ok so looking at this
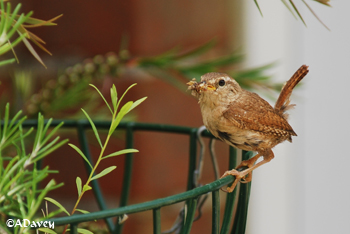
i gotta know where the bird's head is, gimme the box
[187,72,242,107]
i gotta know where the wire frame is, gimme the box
[18,120,253,234]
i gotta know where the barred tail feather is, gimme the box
[274,65,309,118]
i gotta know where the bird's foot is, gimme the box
[220,169,248,193]
[236,162,254,183]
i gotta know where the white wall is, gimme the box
[303,1,350,233]
[233,1,350,234]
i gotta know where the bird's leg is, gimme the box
[236,152,262,183]
[220,149,275,193]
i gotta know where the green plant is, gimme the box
[4,0,332,119]
[0,103,68,234]
[45,83,147,234]
[0,0,61,67]
[254,0,331,29]
[19,40,278,119]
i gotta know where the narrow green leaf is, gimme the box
[44,197,70,216]
[41,118,53,139]
[17,126,33,156]
[174,40,216,60]
[30,165,38,201]
[6,12,30,43]
[281,0,297,19]
[81,108,102,148]
[9,109,23,128]
[26,31,53,55]
[302,0,330,30]
[103,149,139,160]
[110,84,118,111]
[289,0,307,26]
[82,184,92,192]
[0,2,7,34]
[35,134,62,155]
[76,177,82,196]
[19,14,63,27]
[20,32,47,68]
[0,32,27,57]
[185,53,243,71]
[77,228,94,234]
[10,3,23,23]
[89,84,113,114]
[33,138,69,164]
[0,156,23,189]
[0,58,16,66]
[109,101,133,134]
[313,0,331,6]
[32,113,44,152]
[2,103,10,140]
[254,0,263,16]
[118,101,134,117]
[115,83,137,112]
[27,179,58,219]
[38,228,57,234]
[17,193,27,217]
[4,172,26,197]
[75,209,90,214]
[39,120,63,147]
[91,166,117,181]
[7,11,32,36]
[68,144,93,169]
[138,47,178,67]
[128,97,147,114]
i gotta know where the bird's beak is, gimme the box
[187,80,216,92]
[197,81,216,91]
[205,85,216,91]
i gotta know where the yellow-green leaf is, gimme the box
[69,144,93,169]
[75,209,90,214]
[103,149,139,160]
[22,14,63,27]
[77,228,94,234]
[20,33,46,68]
[83,184,92,192]
[128,97,147,114]
[81,108,102,148]
[90,84,113,114]
[91,166,117,181]
[38,228,57,234]
[110,84,118,111]
[76,177,82,196]
[44,197,70,216]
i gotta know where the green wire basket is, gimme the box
[20,120,253,234]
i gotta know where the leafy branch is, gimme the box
[0,0,62,67]
[0,103,67,234]
[22,40,277,119]
[45,83,147,234]
[254,0,331,29]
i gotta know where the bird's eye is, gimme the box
[219,79,225,86]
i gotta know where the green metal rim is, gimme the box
[49,176,236,226]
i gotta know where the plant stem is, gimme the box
[62,129,113,234]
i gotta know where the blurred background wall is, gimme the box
[1,0,349,234]
[241,1,350,234]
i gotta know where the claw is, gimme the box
[220,169,244,193]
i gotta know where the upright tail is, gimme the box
[274,65,309,118]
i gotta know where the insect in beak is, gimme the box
[186,80,197,86]
[187,80,216,92]
[198,81,216,91]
